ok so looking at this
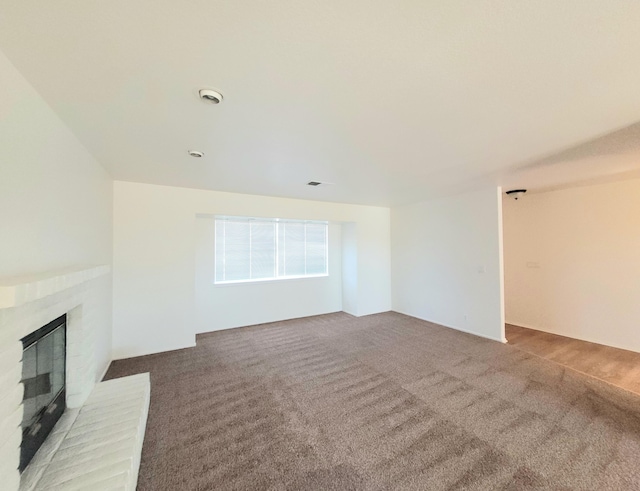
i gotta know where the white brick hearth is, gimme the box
[0,266,112,490]
[20,373,150,491]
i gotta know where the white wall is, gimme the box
[391,187,505,342]
[0,50,113,378]
[341,222,358,315]
[113,181,391,359]
[503,179,640,353]
[195,217,342,332]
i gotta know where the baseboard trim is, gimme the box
[354,309,393,318]
[112,342,197,361]
[98,359,112,382]
[505,320,639,354]
[393,310,506,344]
[197,309,345,334]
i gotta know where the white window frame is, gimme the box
[214,216,329,285]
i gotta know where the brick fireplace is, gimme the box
[0,266,111,490]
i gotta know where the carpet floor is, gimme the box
[105,312,640,490]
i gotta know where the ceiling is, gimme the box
[2,1,640,206]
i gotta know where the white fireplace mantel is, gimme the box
[0,266,110,310]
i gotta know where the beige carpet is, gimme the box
[106,312,640,490]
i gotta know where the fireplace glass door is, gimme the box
[20,315,66,471]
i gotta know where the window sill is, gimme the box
[213,274,329,287]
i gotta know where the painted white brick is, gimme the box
[27,427,67,466]
[0,428,21,488]
[29,374,150,491]
[0,266,110,309]
[0,341,22,373]
[0,266,111,491]
[48,409,80,436]
[0,364,22,398]
[0,384,23,422]
[55,434,139,464]
[0,406,23,447]
[36,458,133,489]
[53,436,133,462]
[16,462,46,491]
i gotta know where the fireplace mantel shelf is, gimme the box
[0,265,110,309]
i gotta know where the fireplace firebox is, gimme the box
[19,314,66,472]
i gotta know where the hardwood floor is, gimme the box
[506,324,640,395]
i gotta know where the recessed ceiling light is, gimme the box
[199,89,223,104]
[188,150,204,158]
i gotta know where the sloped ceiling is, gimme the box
[2,1,640,205]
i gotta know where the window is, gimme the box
[215,216,328,284]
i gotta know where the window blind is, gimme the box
[215,217,328,283]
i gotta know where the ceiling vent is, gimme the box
[307,181,322,186]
